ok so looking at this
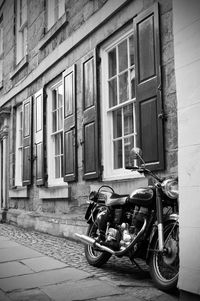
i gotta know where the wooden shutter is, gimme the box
[22,97,32,186]
[34,89,45,185]
[82,49,100,180]
[63,64,77,182]
[134,3,164,171]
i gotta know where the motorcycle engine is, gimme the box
[97,205,149,251]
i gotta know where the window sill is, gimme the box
[10,55,28,80]
[9,186,28,198]
[38,12,69,50]
[39,185,70,199]
[102,171,144,182]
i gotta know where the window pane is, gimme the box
[119,72,128,103]
[58,108,63,130]
[108,48,116,78]
[124,104,133,136]
[129,35,134,66]
[57,85,63,108]
[118,40,128,72]
[114,140,122,169]
[109,78,117,107]
[55,157,61,178]
[52,111,57,132]
[61,156,64,177]
[113,109,122,138]
[124,136,134,167]
[55,134,60,156]
[131,68,136,99]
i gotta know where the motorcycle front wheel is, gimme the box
[84,223,111,267]
[149,220,179,292]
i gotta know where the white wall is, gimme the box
[173,0,200,295]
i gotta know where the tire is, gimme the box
[149,221,179,292]
[84,223,111,267]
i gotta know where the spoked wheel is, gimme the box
[84,223,111,267]
[149,221,179,292]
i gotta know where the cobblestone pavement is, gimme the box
[0,223,179,301]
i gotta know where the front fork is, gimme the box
[156,183,164,252]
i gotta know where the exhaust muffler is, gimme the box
[74,233,115,254]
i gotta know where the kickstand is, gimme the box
[130,258,147,273]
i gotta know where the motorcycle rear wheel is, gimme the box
[149,221,179,292]
[85,223,111,267]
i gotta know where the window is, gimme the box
[47,81,64,185]
[102,31,137,179]
[16,0,28,64]
[47,0,65,30]
[0,17,3,86]
[101,4,164,179]
[15,105,23,186]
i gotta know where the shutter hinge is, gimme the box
[158,111,167,121]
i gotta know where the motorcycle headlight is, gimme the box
[161,178,178,199]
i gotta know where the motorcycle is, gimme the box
[75,148,179,292]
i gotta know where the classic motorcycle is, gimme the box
[75,148,179,292]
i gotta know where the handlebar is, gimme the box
[125,165,162,182]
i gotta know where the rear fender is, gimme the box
[146,213,179,263]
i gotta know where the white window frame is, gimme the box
[47,0,65,30]
[16,0,28,64]
[47,80,64,186]
[101,28,143,181]
[15,105,23,187]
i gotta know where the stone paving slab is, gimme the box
[0,240,19,249]
[0,245,43,263]
[8,288,52,301]
[0,261,33,278]
[42,278,123,301]
[0,267,90,292]
[21,256,68,272]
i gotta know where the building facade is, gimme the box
[0,0,199,298]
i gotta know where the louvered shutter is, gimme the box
[34,89,45,185]
[82,49,100,180]
[134,3,164,171]
[63,64,77,182]
[22,97,32,186]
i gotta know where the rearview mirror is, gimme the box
[130,147,145,168]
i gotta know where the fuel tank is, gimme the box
[128,186,155,207]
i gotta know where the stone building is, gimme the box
[0,0,199,299]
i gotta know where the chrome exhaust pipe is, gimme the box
[75,233,115,254]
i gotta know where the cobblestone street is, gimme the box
[0,223,179,301]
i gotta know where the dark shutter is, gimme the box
[134,3,164,171]
[22,97,32,186]
[34,89,45,185]
[82,49,100,180]
[63,64,77,182]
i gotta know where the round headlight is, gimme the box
[161,178,178,199]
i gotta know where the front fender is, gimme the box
[146,213,179,263]
[85,203,105,224]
